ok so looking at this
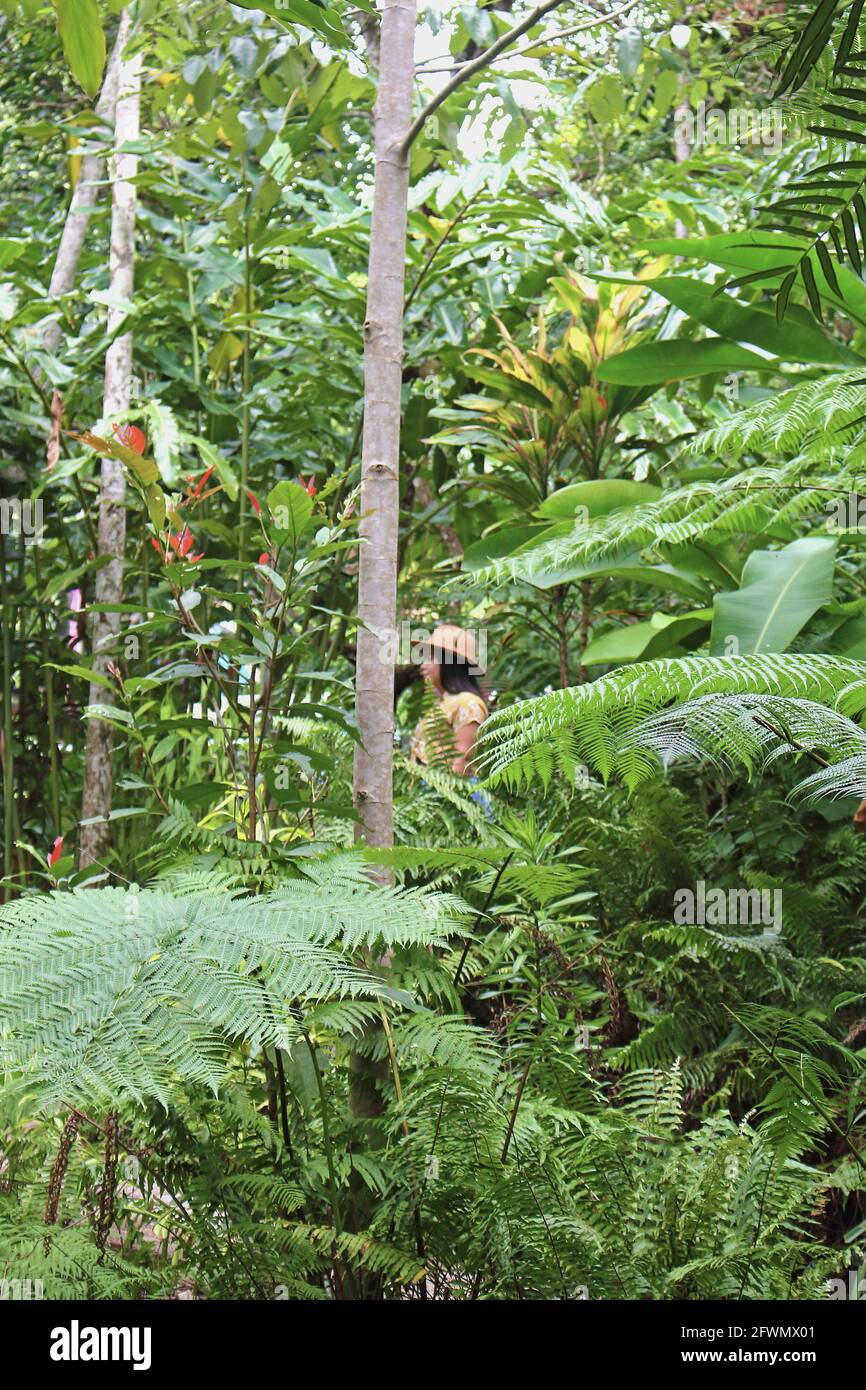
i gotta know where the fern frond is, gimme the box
[615,692,866,797]
[478,654,866,789]
[693,368,866,462]
[468,459,846,588]
[0,871,463,1109]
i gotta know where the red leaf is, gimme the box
[48,836,64,867]
[113,423,147,455]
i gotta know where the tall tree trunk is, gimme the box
[673,78,692,241]
[42,17,128,354]
[79,17,141,871]
[352,0,417,854]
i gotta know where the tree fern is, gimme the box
[614,691,866,795]
[467,459,851,589]
[478,653,866,789]
[693,367,866,463]
[0,869,466,1110]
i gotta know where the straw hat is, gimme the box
[426,623,485,673]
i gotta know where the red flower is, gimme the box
[151,527,204,563]
[298,474,316,497]
[113,423,147,455]
[171,526,203,561]
[48,836,64,867]
[597,394,608,411]
[258,552,271,566]
[189,465,215,498]
[245,489,262,515]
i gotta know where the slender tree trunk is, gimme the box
[42,17,127,354]
[673,79,692,241]
[577,579,592,685]
[352,0,417,853]
[554,585,570,687]
[79,18,141,870]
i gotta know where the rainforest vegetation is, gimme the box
[2,0,866,1305]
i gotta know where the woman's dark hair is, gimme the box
[432,647,482,696]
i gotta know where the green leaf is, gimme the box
[587,74,625,126]
[710,538,837,656]
[0,239,25,270]
[83,703,135,728]
[462,525,550,572]
[644,231,866,329]
[45,662,114,691]
[53,0,105,98]
[230,0,348,48]
[616,27,643,79]
[645,275,857,365]
[268,481,314,544]
[208,332,244,376]
[581,610,712,667]
[537,479,663,520]
[596,339,768,386]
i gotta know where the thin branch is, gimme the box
[403,0,567,154]
[404,189,483,312]
[414,0,641,75]
[454,851,515,988]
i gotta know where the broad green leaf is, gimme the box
[537,479,662,520]
[596,339,768,386]
[638,275,858,365]
[710,537,837,655]
[462,525,550,572]
[53,0,105,98]
[587,74,625,126]
[582,610,712,666]
[643,232,866,329]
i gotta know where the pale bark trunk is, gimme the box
[42,16,128,354]
[79,18,141,870]
[352,0,417,852]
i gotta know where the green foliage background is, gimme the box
[2,0,866,1301]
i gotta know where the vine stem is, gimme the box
[501,1055,532,1163]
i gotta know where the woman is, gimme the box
[410,624,488,777]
